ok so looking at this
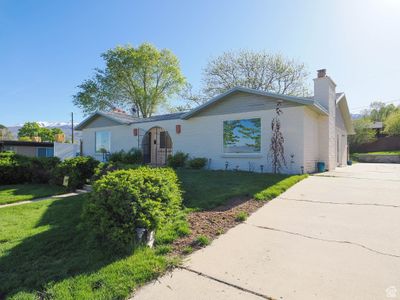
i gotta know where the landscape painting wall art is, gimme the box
[223,118,261,153]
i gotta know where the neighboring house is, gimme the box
[0,140,54,157]
[369,121,385,137]
[76,69,354,174]
[0,140,79,160]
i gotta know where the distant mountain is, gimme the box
[351,113,362,120]
[6,121,82,142]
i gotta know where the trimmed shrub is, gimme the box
[109,148,143,164]
[188,157,207,169]
[82,167,183,250]
[92,162,140,181]
[0,152,30,184]
[51,156,99,190]
[0,152,60,184]
[167,151,188,169]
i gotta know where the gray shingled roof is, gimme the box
[75,111,186,130]
[130,112,186,124]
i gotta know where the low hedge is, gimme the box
[91,162,140,182]
[0,152,60,185]
[51,156,99,190]
[188,157,207,169]
[108,148,143,164]
[82,167,183,250]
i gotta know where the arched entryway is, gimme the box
[142,127,172,166]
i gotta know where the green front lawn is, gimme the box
[357,151,400,155]
[0,195,176,299]
[0,184,66,205]
[177,169,304,210]
[0,170,307,299]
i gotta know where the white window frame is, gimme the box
[95,131,111,153]
[36,147,54,157]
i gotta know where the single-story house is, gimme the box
[0,140,80,160]
[76,69,354,174]
[0,140,54,157]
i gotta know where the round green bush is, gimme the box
[167,151,188,169]
[188,157,207,169]
[82,167,183,250]
[51,156,99,190]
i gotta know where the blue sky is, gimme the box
[1,0,400,126]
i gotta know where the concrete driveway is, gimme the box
[134,163,400,300]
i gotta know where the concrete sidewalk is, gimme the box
[133,164,400,300]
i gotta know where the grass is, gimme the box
[182,246,193,254]
[0,195,178,299]
[194,235,210,247]
[235,211,248,222]
[254,175,307,201]
[353,151,400,156]
[177,169,306,210]
[0,184,66,205]
[0,170,308,299]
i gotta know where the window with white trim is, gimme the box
[95,131,111,153]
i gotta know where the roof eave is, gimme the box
[182,86,324,119]
[75,111,128,130]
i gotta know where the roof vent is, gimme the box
[317,69,327,78]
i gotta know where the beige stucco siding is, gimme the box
[303,107,320,173]
[13,146,37,157]
[194,92,299,118]
[83,115,122,128]
[81,125,136,160]
[80,106,307,174]
[335,106,348,166]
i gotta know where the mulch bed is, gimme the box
[171,197,266,255]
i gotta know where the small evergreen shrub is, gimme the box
[30,157,61,183]
[188,157,207,169]
[109,148,143,164]
[51,156,99,190]
[82,167,183,250]
[235,211,248,222]
[167,151,188,169]
[92,162,140,181]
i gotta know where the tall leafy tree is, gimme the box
[0,124,13,140]
[18,122,64,142]
[204,50,309,97]
[362,101,399,122]
[18,122,41,140]
[173,50,310,111]
[383,111,400,136]
[348,118,376,149]
[73,43,186,118]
